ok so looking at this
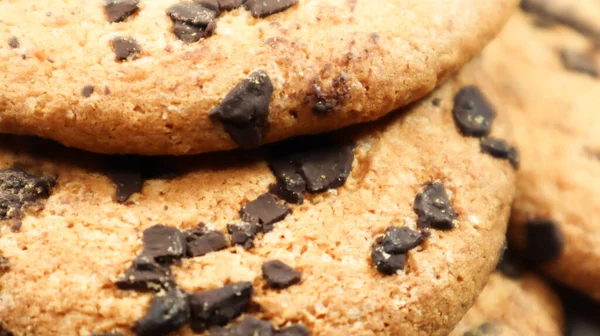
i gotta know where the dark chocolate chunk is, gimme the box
[296,142,354,193]
[560,49,598,77]
[107,168,143,203]
[480,137,520,169]
[209,70,273,149]
[82,85,95,97]
[0,324,13,336]
[268,158,306,204]
[227,223,259,249]
[496,240,525,279]
[244,0,298,18]
[105,0,140,23]
[380,226,425,254]
[210,316,274,336]
[106,156,178,203]
[452,86,497,137]
[115,255,174,291]
[275,325,309,336]
[189,282,253,332]
[167,2,218,26]
[507,147,520,170]
[8,37,19,49]
[0,168,56,220]
[261,260,302,289]
[218,0,245,10]
[142,224,187,264]
[267,137,355,195]
[371,245,406,275]
[464,322,501,336]
[0,255,9,273]
[413,182,457,230]
[112,36,141,61]
[172,21,212,43]
[240,193,291,232]
[195,0,220,14]
[186,230,229,258]
[525,219,564,265]
[132,288,190,336]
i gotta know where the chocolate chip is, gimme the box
[464,322,501,336]
[275,325,309,336]
[218,0,245,10]
[0,168,55,220]
[496,241,525,279]
[189,282,253,332]
[480,137,519,169]
[8,37,19,49]
[262,260,301,289]
[267,158,306,204]
[108,168,143,203]
[115,255,174,291]
[210,316,274,336]
[296,142,354,193]
[196,0,220,14]
[82,85,95,97]
[105,0,140,23]
[227,223,259,249]
[106,156,178,203]
[560,49,598,77]
[244,0,298,18]
[379,227,425,254]
[171,21,212,43]
[209,70,273,149]
[185,230,229,258]
[112,36,141,61]
[142,224,187,264]
[167,2,218,26]
[507,147,520,170]
[371,245,406,275]
[132,288,190,336]
[0,255,9,273]
[267,137,355,196]
[413,182,457,230]
[240,193,291,233]
[525,219,564,265]
[0,324,13,336]
[452,86,496,137]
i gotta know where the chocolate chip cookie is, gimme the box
[480,9,600,299]
[0,56,516,335]
[0,0,517,155]
[450,272,564,336]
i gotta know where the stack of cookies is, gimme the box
[0,0,597,335]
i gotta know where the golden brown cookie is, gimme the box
[480,10,600,299]
[0,58,516,335]
[450,272,564,336]
[0,0,517,155]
